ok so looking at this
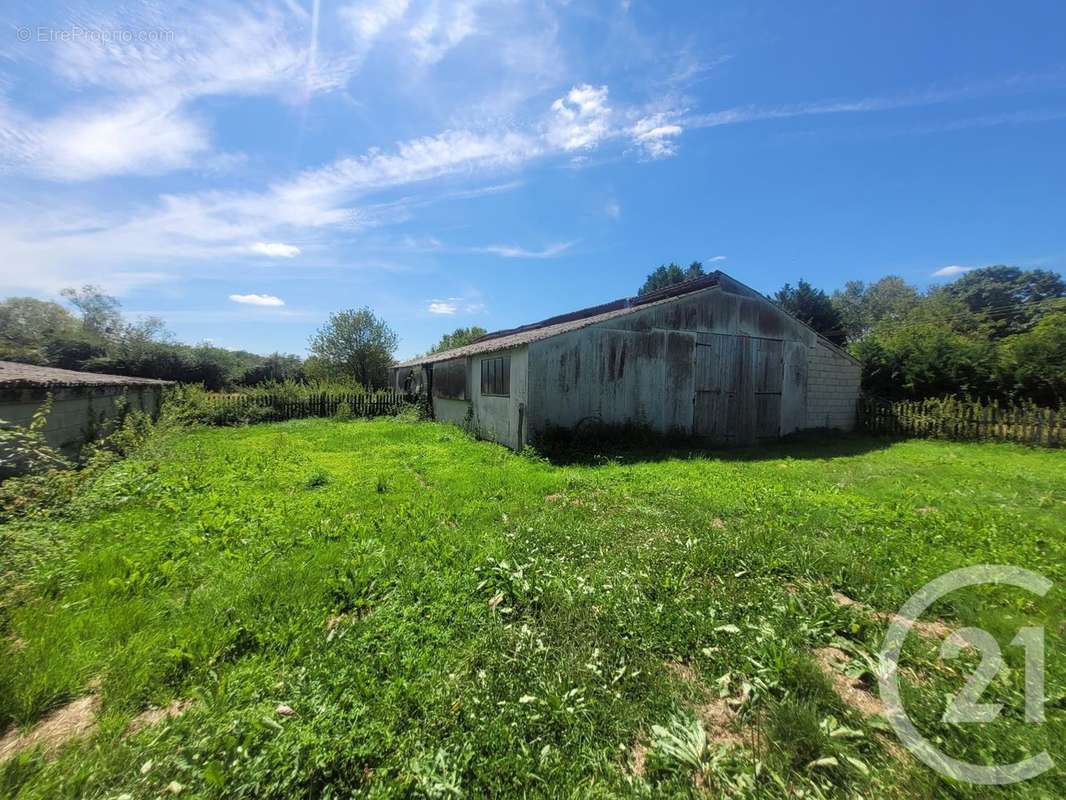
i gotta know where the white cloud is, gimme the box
[16,97,210,181]
[682,76,1066,133]
[340,0,411,61]
[427,299,458,315]
[0,123,548,292]
[48,4,352,100]
[250,242,302,257]
[0,3,357,182]
[475,241,574,258]
[343,0,410,41]
[546,84,612,151]
[605,200,621,219]
[707,255,727,262]
[407,0,481,64]
[260,128,541,232]
[931,265,975,277]
[0,73,663,292]
[229,293,286,306]
[427,295,486,315]
[631,113,683,158]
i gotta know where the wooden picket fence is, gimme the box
[859,396,1066,447]
[204,391,409,423]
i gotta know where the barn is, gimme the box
[391,272,861,450]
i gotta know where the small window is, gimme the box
[432,359,467,400]
[480,355,510,396]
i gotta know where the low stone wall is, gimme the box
[0,384,163,455]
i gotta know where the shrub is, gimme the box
[765,699,828,771]
[162,384,272,427]
[391,403,422,424]
[0,394,71,477]
[0,400,165,522]
[305,469,331,490]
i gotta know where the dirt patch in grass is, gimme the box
[0,695,100,763]
[664,661,746,746]
[629,739,649,777]
[664,660,700,684]
[831,592,952,639]
[628,662,749,781]
[126,699,194,737]
[813,647,882,717]
[697,698,746,747]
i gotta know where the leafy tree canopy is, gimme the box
[935,265,1065,337]
[60,284,125,340]
[428,326,488,354]
[773,279,845,345]
[240,353,306,386]
[0,297,79,362]
[1,288,309,390]
[831,276,921,342]
[998,301,1066,406]
[308,307,398,389]
[638,261,704,296]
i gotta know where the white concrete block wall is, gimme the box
[0,385,162,453]
[804,341,862,430]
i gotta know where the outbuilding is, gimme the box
[392,272,861,450]
[0,361,170,459]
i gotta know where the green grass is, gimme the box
[0,418,1063,798]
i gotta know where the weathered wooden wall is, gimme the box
[526,285,858,444]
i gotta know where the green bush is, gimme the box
[0,401,167,522]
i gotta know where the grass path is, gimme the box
[1,419,1063,798]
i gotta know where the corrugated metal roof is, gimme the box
[396,274,726,368]
[0,361,173,388]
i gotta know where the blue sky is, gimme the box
[2,1,1064,360]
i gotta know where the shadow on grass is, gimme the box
[530,424,899,467]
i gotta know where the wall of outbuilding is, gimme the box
[804,340,862,430]
[526,286,860,442]
[469,346,528,449]
[424,347,529,449]
[0,384,163,466]
[526,328,696,434]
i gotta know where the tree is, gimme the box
[428,326,487,354]
[773,279,845,345]
[308,307,398,389]
[240,353,305,385]
[60,284,125,340]
[853,315,1000,401]
[831,276,921,342]
[0,297,79,362]
[999,302,1066,406]
[638,261,704,295]
[937,266,1065,337]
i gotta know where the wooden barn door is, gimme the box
[752,338,784,440]
[693,334,783,444]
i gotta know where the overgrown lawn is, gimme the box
[1,419,1063,798]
